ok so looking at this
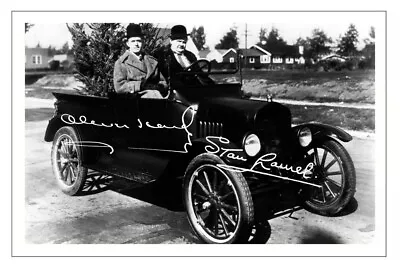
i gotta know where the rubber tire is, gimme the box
[51,126,88,196]
[183,153,254,244]
[304,139,356,216]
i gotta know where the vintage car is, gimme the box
[44,59,356,244]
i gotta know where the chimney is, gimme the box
[299,46,304,55]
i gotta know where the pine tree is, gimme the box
[362,26,375,68]
[338,24,359,57]
[61,42,70,54]
[264,27,287,51]
[307,28,332,60]
[67,23,165,96]
[215,26,239,49]
[256,27,268,47]
[190,26,206,50]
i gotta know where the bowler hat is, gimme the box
[126,23,144,39]
[170,25,190,40]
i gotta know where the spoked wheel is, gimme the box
[304,139,356,215]
[51,126,88,196]
[184,153,254,244]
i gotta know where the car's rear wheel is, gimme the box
[184,153,254,244]
[304,139,356,215]
[51,126,88,196]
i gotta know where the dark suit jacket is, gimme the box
[113,50,166,94]
[155,48,197,89]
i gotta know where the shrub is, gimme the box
[358,58,374,69]
[61,59,71,70]
[292,63,305,70]
[358,59,367,69]
[304,58,313,69]
[344,59,357,70]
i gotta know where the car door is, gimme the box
[109,94,141,147]
[133,98,196,154]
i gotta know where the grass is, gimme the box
[25,87,78,99]
[213,69,375,104]
[213,68,374,84]
[288,104,375,132]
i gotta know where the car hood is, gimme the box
[197,97,290,126]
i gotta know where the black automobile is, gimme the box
[44,59,356,244]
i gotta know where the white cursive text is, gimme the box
[205,136,317,187]
[65,141,114,154]
[61,114,129,129]
[205,136,247,162]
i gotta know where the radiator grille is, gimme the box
[198,121,224,137]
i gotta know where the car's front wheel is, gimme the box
[51,126,88,196]
[304,139,356,216]
[184,153,254,244]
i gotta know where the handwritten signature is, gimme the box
[61,105,196,154]
[205,136,317,187]
[217,153,314,178]
[61,114,129,129]
[65,141,114,154]
[217,163,319,188]
[205,136,247,162]
[133,106,195,153]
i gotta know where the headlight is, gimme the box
[244,134,261,157]
[298,127,312,147]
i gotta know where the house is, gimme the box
[206,49,227,63]
[48,54,75,69]
[217,44,305,69]
[25,47,52,70]
[198,49,210,60]
[221,48,238,64]
[265,45,305,65]
[240,45,271,68]
[218,45,271,69]
[217,46,269,69]
[198,49,228,63]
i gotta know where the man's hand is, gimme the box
[138,90,163,99]
[142,83,168,96]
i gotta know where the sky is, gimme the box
[24,12,381,50]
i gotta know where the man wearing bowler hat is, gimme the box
[113,23,167,98]
[155,25,198,89]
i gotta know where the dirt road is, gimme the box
[24,117,375,246]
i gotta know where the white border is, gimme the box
[9,7,390,260]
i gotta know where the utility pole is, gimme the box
[244,23,248,68]
[242,23,251,68]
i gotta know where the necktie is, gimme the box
[176,54,189,68]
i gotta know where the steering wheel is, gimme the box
[184,59,211,75]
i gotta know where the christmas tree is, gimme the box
[67,23,166,96]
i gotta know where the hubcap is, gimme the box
[308,147,344,205]
[189,164,241,243]
[56,135,80,186]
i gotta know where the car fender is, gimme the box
[44,115,104,164]
[292,122,352,142]
[44,115,101,143]
[44,115,66,142]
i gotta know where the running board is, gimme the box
[86,163,156,184]
[85,155,157,184]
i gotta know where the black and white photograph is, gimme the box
[11,8,389,257]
